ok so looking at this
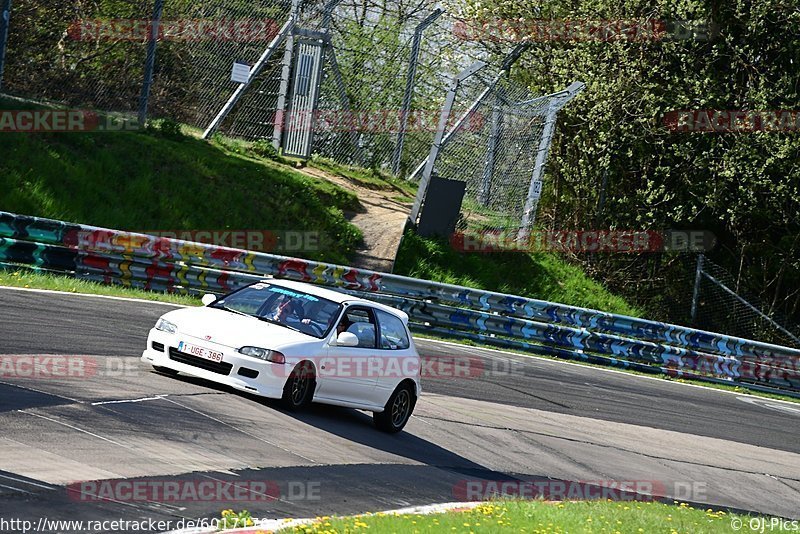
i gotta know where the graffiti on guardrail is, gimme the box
[1,210,799,393]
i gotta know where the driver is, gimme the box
[271,296,304,324]
[336,317,352,335]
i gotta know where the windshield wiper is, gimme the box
[215,305,250,317]
[256,316,300,332]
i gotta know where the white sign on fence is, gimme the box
[231,61,251,84]
[530,179,543,200]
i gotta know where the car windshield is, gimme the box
[211,282,342,339]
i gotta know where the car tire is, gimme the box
[152,365,178,376]
[281,361,315,411]
[374,383,416,433]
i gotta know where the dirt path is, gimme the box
[302,166,412,273]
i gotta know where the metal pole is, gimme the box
[272,1,301,149]
[479,87,503,205]
[690,253,704,324]
[518,81,585,240]
[0,0,11,93]
[518,102,557,238]
[321,0,342,31]
[409,61,485,223]
[137,0,164,127]
[392,9,442,176]
[203,16,297,139]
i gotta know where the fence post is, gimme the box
[691,253,704,324]
[518,101,557,237]
[518,81,584,241]
[409,60,486,223]
[391,8,442,176]
[137,0,165,127]
[271,0,304,149]
[479,87,504,205]
[0,0,12,93]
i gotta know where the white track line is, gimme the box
[91,395,168,406]
[0,483,34,494]
[0,285,189,307]
[0,473,56,490]
[16,410,131,449]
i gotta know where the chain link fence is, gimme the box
[0,0,538,177]
[210,2,497,176]
[691,254,800,348]
[408,60,583,235]
[1,0,153,112]
[0,0,294,122]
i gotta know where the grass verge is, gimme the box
[277,500,746,533]
[0,98,361,264]
[394,230,641,317]
[0,269,198,306]
[308,155,417,199]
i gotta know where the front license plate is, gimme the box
[178,341,223,363]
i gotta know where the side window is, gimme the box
[343,307,377,348]
[376,310,410,350]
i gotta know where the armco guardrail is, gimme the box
[1,211,798,393]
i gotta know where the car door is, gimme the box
[373,308,415,404]
[317,306,380,406]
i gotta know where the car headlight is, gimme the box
[155,318,177,334]
[238,346,285,364]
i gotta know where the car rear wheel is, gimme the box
[281,361,315,411]
[374,383,416,433]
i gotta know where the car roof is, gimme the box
[264,278,410,323]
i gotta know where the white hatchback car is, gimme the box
[141,279,421,432]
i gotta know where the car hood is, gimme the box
[161,306,318,350]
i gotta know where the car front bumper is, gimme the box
[141,328,288,399]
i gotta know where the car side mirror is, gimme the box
[201,294,217,306]
[334,331,359,347]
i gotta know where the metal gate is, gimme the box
[282,33,325,159]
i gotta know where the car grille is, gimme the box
[168,347,232,375]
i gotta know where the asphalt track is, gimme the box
[0,287,798,533]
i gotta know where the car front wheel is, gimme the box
[281,361,315,411]
[374,383,416,433]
